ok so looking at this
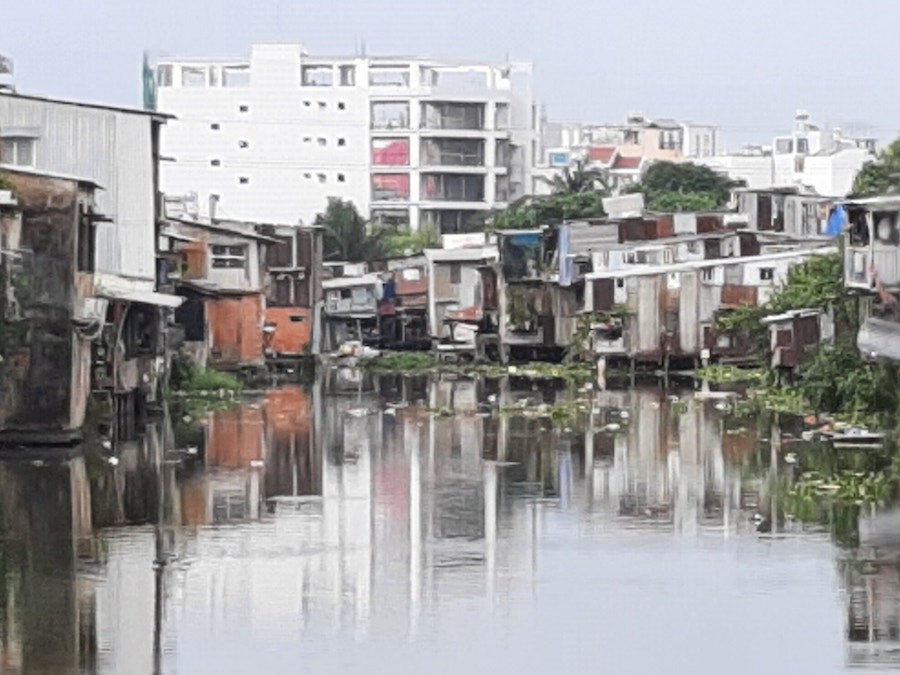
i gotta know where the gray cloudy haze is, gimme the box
[2,0,899,148]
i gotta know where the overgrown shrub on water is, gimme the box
[170,354,242,393]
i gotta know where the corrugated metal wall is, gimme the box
[679,272,700,354]
[0,96,156,286]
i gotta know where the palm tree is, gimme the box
[314,197,386,262]
[540,158,611,195]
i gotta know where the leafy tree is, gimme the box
[852,139,900,196]
[631,161,742,212]
[715,252,899,417]
[492,191,606,230]
[314,198,386,262]
[383,225,441,257]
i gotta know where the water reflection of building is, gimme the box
[0,456,96,673]
[0,374,790,670]
[843,509,900,668]
[583,389,749,533]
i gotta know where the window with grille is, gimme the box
[211,244,248,269]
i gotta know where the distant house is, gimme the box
[844,196,900,362]
[761,308,833,375]
[0,91,180,438]
[380,256,430,350]
[0,168,103,443]
[258,224,324,359]
[424,243,498,358]
[321,270,383,353]
[164,217,274,370]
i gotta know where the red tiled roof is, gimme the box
[588,145,617,164]
[612,155,643,170]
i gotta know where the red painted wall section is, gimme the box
[206,294,265,366]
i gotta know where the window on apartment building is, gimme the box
[702,267,715,282]
[337,101,346,110]
[210,123,220,131]
[337,173,346,182]
[157,65,173,87]
[317,173,327,183]
[182,66,206,87]
[775,138,793,154]
[303,172,312,179]
[449,264,462,284]
[759,267,775,281]
[494,103,510,131]
[369,66,410,87]
[302,65,334,87]
[339,65,356,86]
[238,176,249,184]
[303,100,312,108]
[0,136,36,167]
[208,67,219,87]
[337,137,346,146]
[210,159,221,167]
[371,138,410,166]
[77,204,96,273]
[317,137,327,147]
[797,138,809,154]
[302,136,312,144]
[211,244,248,269]
[222,66,250,87]
[371,101,410,130]
[317,101,327,110]
[238,104,249,113]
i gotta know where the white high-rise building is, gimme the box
[152,44,536,233]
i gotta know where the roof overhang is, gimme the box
[95,286,184,308]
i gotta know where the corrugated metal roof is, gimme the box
[0,91,173,121]
[424,246,498,262]
[0,163,103,189]
[587,245,837,280]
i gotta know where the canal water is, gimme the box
[0,369,897,674]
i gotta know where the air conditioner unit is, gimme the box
[875,214,900,245]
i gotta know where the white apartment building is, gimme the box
[152,44,536,233]
[697,110,877,197]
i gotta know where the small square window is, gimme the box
[759,267,775,281]
[337,102,346,111]
[317,138,327,147]
[211,123,221,131]
[303,172,312,179]
[303,100,311,107]
[238,104,249,113]
[337,173,346,182]
[337,138,346,146]
[318,101,327,110]
[239,176,250,185]
[302,136,312,144]
[210,159,221,167]
[317,173,326,184]
[615,278,624,288]
[238,140,249,149]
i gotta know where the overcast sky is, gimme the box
[2,0,899,149]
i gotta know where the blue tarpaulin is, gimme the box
[825,205,847,237]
